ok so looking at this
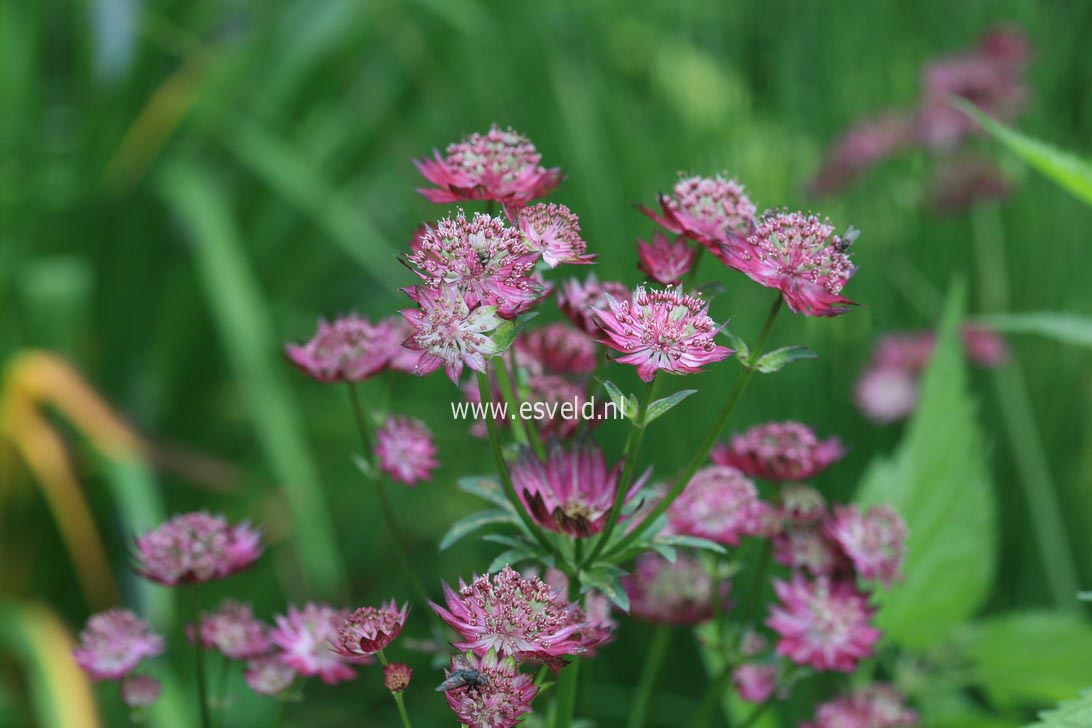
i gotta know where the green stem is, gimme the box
[606,295,784,561]
[737,701,772,728]
[739,540,773,626]
[691,664,733,728]
[553,659,580,728]
[626,625,671,728]
[272,702,287,728]
[377,651,413,728]
[187,588,212,728]
[214,654,231,728]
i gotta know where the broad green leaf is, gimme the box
[752,345,817,373]
[720,329,750,361]
[439,509,514,550]
[491,311,539,354]
[456,475,511,510]
[580,564,629,612]
[954,99,1092,207]
[644,389,697,425]
[964,612,1092,707]
[857,282,996,650]
[975,312,1092,349]
[1030,691,1092,728]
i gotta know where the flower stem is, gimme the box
[691,664,733,728]
[737,701,772,728]
[187,588,212,728]
[739,539,773,626]
[377,650,414,728]
[606,295,784,561]
[626,625,671,728]
[552,659,580,728]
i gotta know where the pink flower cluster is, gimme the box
[333,601,409,657]
[667,466,766,546]
[133,511,262,586]
[375,416,439,486]
[622,552,729,626]
[712,421,845,483]
[72,609,165,710]
[804,684,918,727]
[439,650,539,728]
[286,314,405,383]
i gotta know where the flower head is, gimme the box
[733,664,777,703]
[640,174,756,253]
[375,416,439,486]
[270,604,367,685]
[401,284,503,383]
[415,124,562,206]
[245,654,297,696]
[961,324,1009,368]
[514,203,594,267]
[121,674,162,709]
[854,366,920,424]
[382,315,428,374]
[767,575,880,672]
[636,233,697,286]
[826,505,908,585]
[779,484,828,524]
[514,322,598,375]
[384,663,413,693]
[133,512,262,586]
[712,421,845,483]
[809,110,915,195]
[595,285,732,382]
[430,566,591,659]
[439,650,539,728]
[773,525,847,577]
[622,552,728,626]
[72,609,165,681]
[804,684,918,728]
[334,601,409,657]
[285,315,399,383]
[195,600,271,660]
[557,274,632,335]
[668,466,763,546]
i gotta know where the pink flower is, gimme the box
[430,566,591,659]
[810,110,916,195]
[804,684,918,728]
[779,484,828,524]
[727,211,857,317]
[514,323,598,375]
[595,285,733,382]
[514,203,595,267]
[636,233,697,286]
[961,324,1009,368]
[334,601,409,657]
[384,662,413,693]
[244,654,297,696]
[133,512,262,586]
[401,284,504,383]
[195,600,271,660]
[557,274,632,335]
[733,664,777,703]
[826,505,908,585]
[639,174,756,254]
[375,416,439,486]
[510,441,647,538]
[767,576,880,672]
[773,525,847,577]
[712,421,845,483]
[415,125,562,206]
[270,604,368,685]
[405,211,544,319]
[285,314,400,383]
[622,552,728,626]
[667,466,763,546]
[439,650,539,728]
[121,674,162,708]
[72,609,165,681]
[854,366,920,424]
[381,315,428,374]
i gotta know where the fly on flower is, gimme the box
[435,669,490,692]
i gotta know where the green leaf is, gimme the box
[1030,691,1092,728]
[720,329,750,361]
[644,389,697,425]
[953,99,1092,207]
[752,345,817,373]
[601,380,637,421]
[491,311,539,354]
[964,612,1092,707]
[975,312,1092,349]
[857,282,996,650]
[580,564,630,612]
[487,548,535,573]
[456,476,511,510]
[350,452,373,478]
[653,534,728,555]
[439,509,514,551]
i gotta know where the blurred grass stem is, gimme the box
[626,625,671,728]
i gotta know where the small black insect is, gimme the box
[435,669,490,693]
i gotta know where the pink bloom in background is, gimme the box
[525,376,600,439]
[595,285,733,382]
[557,274,632,335]
[532,568,617,657]
[375,416,439,486]
[929,156,1011,214]
[804,684,918,728]
[72,609,165,681]
[810,110,916,195]
[195,600,271,660]
[415,124,562,206]
[767,575,880,672]
[384,662,413,693]
[827,505,908,585]
[728,211,858,317]
[514,202,595,267]
[961,324,1010,367]
[779,484,828,524]
[871,331,937,374]
[622,552,727,626]
[440,650,539,728]
[405,211,544,319]
[515,322,599,376]
[639,174,756,254]
[773,525,847,577]
[285,314,399,383]
[430,566,591,659]
[401,284,503,383]
[713,421,845,483]
[510,441,647,538]
[244,654,297,696]
[133,512,262,586]
[636,232,697,286]
[334,601,409,657]
[271,604,366,685]
[733,663,777,703]
[381,315,427,374]
[668,465,763,546]
[120,674,162,709]
[854,366,920,424]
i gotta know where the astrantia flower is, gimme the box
[773,525,847,577]
[510,441,647,538]
[270,604,366,685]
[415,124,562,206]
[636,232,698,286]
[440,650,539,728]
[334,601,409,657]
[536,567,617,656]
[196,600,271,660]
[640,174,756,254]
[809,110,915,195]
[121,674,162,709]
[72,609,165,681]
[406,211,544,319]
[384,663,413,693]
[767,576,880,672]
[557,274,631,335]
[245,654,297,696]
[667,466,763,546]
[430,566,591,658]
[401,284,503,383]
[285,315,399,383]
[375,416,438,486]
[854,366,920,424]
[733,664,777,703]
[380,315,427,374]
[711,421,845,483]
[514,322,598,375]
[826,505,908,585]
[961,324,1009,368]
[514,202,594,267]
[133,512,262,586]
[727,211,858,317]
[622,552,728,626]
[804,684,918,728]
[779,484,828,524]
[595,285,733,382]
